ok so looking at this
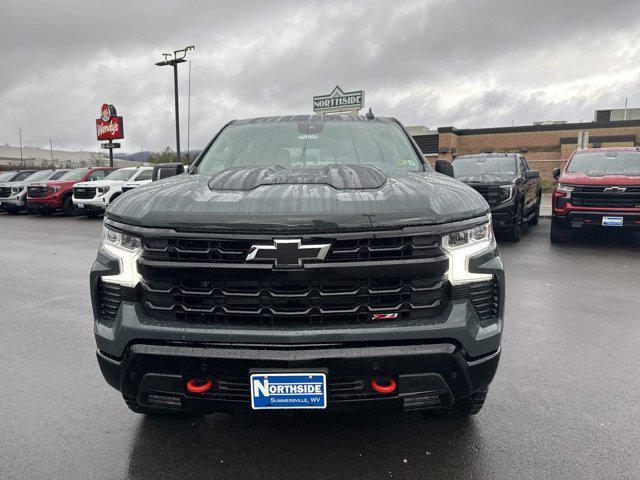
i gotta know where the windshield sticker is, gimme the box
[298,134,318,140]
[396,158,414,166]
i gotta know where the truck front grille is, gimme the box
[27,186,48,198]
[132,228,452,327]
[571,185,640,208]
[0,187,11,198]
[141,234,441,263]
[451,278,499,321]
[140,276,449,327]
[468,185,502,207]
[73,187,96,199]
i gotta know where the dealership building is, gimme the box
[411,108,640,180]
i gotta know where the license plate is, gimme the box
[250,372,327,410]
[602,216,623,227]
[77,203,84,209]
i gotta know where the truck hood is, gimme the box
[74,179,126,188]
[560,171,640,186]
[40,180,77,188]
[106,166,489,232]
[456,173,515,184]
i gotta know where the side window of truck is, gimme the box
[135,170,153,181]
[87,170,106,181]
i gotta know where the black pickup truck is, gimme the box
[452,153,542,242]
[91,115,504,417]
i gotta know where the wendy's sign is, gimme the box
[96,103,124,140]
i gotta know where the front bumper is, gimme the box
[97,341,500,413]
[27,196,63,209]
[73,196,108,210]
[553,210,640,229]
[489,198,518,230]
[0,196,26,208]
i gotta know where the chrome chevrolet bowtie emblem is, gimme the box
[246,239,331,266]
[603,187,626,194]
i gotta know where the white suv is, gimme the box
[72,166,153,217]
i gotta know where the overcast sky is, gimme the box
[2,0,640,153]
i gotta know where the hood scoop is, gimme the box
[208,164,387,191]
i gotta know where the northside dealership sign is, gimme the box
[313,86,364,114]
[96,103,124,141]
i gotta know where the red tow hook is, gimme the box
[186,377,213,394]
[370,377,397,394]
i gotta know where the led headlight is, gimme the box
[498,185,515,202]
[97,186,110,195]
[100,225,142,287]
[556,183,574,197]
[442,217,495,285]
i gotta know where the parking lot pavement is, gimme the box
[1,214,639,479]
[541,193,551,217]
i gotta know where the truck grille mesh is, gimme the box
[0,187,11,198]
[141,234,441,263]
[140,276,449,326]
[27,186,48,198]
[451,278,499,321]
[468,185,503,207]
[73,187,96,199]
[570,185,640,208]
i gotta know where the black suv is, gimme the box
[91,115,504,417]
[452,153,541,242]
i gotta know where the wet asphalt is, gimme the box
[0,213,639,479]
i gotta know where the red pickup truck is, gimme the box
[27,167,116,216]
[551,147,640,242]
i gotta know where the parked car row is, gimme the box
[0,164,182,217]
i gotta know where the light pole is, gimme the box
[18,128,23,167]
[155,45,194,163]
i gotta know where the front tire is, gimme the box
[507,204,523,242]
[62,196,78,217]
[529,193,541,226]
[550,218,570,243]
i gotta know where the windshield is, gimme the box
[453,156,516,177]
[197,120,424,174]
[567,151,640,175]
[104,169,136,181]
[24,170,55,182]
[0,171,16,182]
[50,170,69,180]
[59,169,88,181]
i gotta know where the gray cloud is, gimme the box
[2,0,640,152]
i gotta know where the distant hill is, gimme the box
[114,150,202,163]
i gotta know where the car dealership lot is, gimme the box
[0,215,639,479]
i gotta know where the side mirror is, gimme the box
[525,170,539,179]
[152,163,185,181]
[435,160,455,178]
[552,167,561,180]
